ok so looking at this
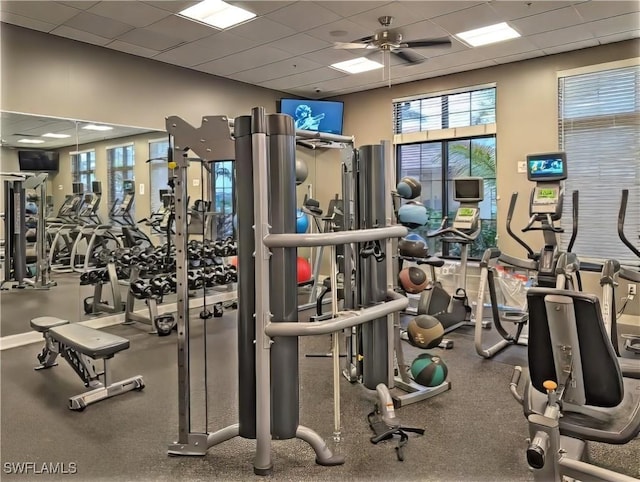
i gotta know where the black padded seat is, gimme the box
[525,288,640,445]
[49,324,129,359]
[30,317,69,332]
[415,256,445,267]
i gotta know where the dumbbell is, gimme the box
[213,266,227,285]
[201,268,217,288]
[225,265,238,283]
[187,269,204,290]
[130,279,152,299]
[150,276,172,296]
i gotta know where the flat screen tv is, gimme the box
[18,150,60,172]
[526,152,567,182]
[279,98,344,135]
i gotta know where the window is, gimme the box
[394,86,497,258]
[214,161,234,238]
[107,144,135,215]
[71,150,96,192]
[149,139,170,213]
[558,63,639,264]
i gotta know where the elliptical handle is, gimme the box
[567,190,579,253]
[618,189,640,258]
[506,192,534,258]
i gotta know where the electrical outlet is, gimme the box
[628,284,637,296]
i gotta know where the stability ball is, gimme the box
[296,209,309,233]
[398,267,429,294]
[396,177,422,200]
[397,202,429,229]
[295,159,309,186]
[398,235,429,259]
[410,353,448,387]
[297,257,312,283]
[406,315,444,349]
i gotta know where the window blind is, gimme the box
[149,139,170,213]
[558,65,640,265]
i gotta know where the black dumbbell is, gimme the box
[130,279,152,299]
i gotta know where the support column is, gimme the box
[268,114,299,439]
[233,116,257,439]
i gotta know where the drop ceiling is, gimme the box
[1,1,638,99]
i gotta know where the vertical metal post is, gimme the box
[13,181,27,285]
[172,137,191,444]
[382,140,397,388]
[251,107,273,476]
[268,114,299,440]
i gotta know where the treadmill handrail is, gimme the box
[427,225,480,242]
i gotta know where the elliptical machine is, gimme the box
[416,177,484,334]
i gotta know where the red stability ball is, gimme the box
[297,257,312,284]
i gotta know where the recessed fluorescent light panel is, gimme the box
[455,22,520,47]
[180,0,256,29]
[330,57,384,74]
[18,139,45,144]
[82,124,113,131]
[42,133,71,138]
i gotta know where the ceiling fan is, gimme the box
[334,16,452,65]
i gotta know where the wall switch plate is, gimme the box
[193,179,200,187]
[518,161,526,173]
[629,284,637,296]
[58,185,63,190]
[139,183,145,195]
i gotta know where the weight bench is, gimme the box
[31,317,144,411]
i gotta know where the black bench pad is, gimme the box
[49,324,129,359]
[31,317,70,332]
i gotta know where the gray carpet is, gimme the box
[1,308,639,481]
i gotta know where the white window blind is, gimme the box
[71,150,96,191]
[107,144,135,216]
[559,64,640,264]
[149,139,170,213]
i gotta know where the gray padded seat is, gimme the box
[30,317,69,332]
[49,324,129,359]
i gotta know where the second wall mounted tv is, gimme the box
[279,98,344,135]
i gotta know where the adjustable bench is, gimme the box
[31,317,144,411]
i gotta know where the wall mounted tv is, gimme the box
[18,150,60,172]
[279,98,344,135]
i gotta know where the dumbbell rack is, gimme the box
[123,266,176,335]
[82,262,125,315]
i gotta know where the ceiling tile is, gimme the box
[107,39,161,58]
[585,13,640,37]
[397,1,484,20]
[259,67,345,90]
[194,45,292,76]
[145,14,217,42]
[154,32,256,66]
[399,19,455,45]
[474,37,541,60]
[230,56,323,83]
[574,1,640,22]
[305,18,373,43]
[50,25,111,46]
[528,24,595,49]
[266,33,332,55]
[596,29,640,43]
[303,47,362,66]
[430,3,505,34]
[265,2,341,32]
[0,12,56,33]
[59,1,100,10]
[487,1,574,21]
[542,38,600,55]
[511,6,584,36]
[1,1,80,24]
[117,28,184,51]
[426,48,489,70]
[87,2,171,28]
[313,69,389,91]
[493,49,546,64]
[349,3,424,31]
[315,1,392,17]
[227,1,296,16]
[228,16,297,43]
[142,1,199,14]
[63,11,135,38]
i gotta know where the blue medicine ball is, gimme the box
[396,177,421,200]
[296,209,309,233]
[25,202,38,215]
[398,202,429,229]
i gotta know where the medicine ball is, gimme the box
[295,159,309,185]
[296,209,309,233]
[25,201,38,215]
[397,202,429,229]
[398,267,428,294]
[396,177,421,200]
[410,353,448,387]
[406,315,444,349]
[398,236,429,259]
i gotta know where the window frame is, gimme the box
[106,142,135,215]
[70,149,96,192]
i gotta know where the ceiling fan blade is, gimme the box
[333,42,372,49]
[403,37,452,49]
[392,49,426,65]
[357,35,374,43]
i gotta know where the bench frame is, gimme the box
[34,320,144,411]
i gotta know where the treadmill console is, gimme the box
[453,206,479,231]
[531,185,560,214]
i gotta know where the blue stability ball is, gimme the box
[296,209,309,233]
[396,177,422,200]
[397,202,429,229]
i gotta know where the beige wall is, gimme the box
[336,39,640,261]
